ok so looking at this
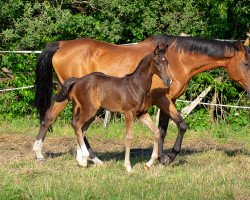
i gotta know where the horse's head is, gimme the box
[153,44,172,87]
[226,41,250,98]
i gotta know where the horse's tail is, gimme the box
[53,78,79,102]
[34,42,59,123]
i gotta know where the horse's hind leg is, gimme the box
[33,100,68,160]
[139,113,160,168]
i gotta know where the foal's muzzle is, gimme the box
[163,78,173,87]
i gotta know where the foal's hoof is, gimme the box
[158,155,172,165]
[89,157,104,166]
[144,164,150,171]
[125,166,133,173]
[77,159,88,168]
[36,157,45,162]
[78,162,88,168]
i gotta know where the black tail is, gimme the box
[53,78,78,102]
[34,42,59,123]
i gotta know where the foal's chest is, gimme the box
[137,92,153,115]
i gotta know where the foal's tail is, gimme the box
[54,78,79,102]
[34,42,59,123]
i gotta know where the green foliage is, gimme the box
[0,0,249,130]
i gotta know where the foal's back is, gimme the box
[70,72,149,114]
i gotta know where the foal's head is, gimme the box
[152,44,172,87]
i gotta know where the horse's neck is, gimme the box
[170,53,230,98]
[183,54,229,79]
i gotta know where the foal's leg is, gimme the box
[72,107,97,167]
[73,116,90,167]
[155,97,186,164]
[139,113,160,168]
[124,111,134,172]
[33,100,68,160]
[76,118,103,165]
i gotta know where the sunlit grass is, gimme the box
[0,117,249,199]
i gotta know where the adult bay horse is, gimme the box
[34,34,250,165]
[34,44,171,172]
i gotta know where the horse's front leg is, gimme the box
[155,97,186,165]
[158,111,170,164]
[124,111,134,173]
[33,100,68,161]
[139,113,160,168]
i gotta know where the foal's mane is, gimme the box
[124,53,152,77]
[143,34,239,58]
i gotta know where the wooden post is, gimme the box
[181,86,212,118]
[103,110,111,128]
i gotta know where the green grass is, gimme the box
[0,117,249,200]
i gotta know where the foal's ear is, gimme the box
[158,43,169,53]
[154,44,169,55]
[154,45,160,55]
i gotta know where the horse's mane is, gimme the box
[143,34,239,58]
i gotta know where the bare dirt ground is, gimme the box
[0,133,248,166]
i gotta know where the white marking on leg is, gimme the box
[89,157,104,165]
[33,139,44,160]
[76,144,83,165]
[77,142,89,167]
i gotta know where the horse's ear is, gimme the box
[244,37,249,47]
[237,39,244,51]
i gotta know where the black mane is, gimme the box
[147,34,239,58]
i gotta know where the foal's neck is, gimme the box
[130,54,155,91]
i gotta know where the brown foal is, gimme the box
[33,44,171,172]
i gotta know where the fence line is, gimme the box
[0,85,34,92]
[175,100,250,109]
[0,50,42,54]
[0,84,249,109]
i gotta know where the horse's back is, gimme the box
[52,38,153,84]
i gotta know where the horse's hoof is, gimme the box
[158,155,172,165]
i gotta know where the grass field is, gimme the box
[0,117,249,200]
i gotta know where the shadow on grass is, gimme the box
[44,146,249,165]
